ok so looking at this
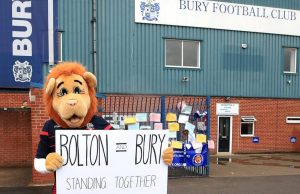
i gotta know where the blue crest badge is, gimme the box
[140,0,160,21]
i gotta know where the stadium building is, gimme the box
[1,0,300,184]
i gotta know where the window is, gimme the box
[165,39,200,68]
[240,116,256,137]
[283,47,297,73]
[286,116,300,124]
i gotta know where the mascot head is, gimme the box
[43,62,98,128]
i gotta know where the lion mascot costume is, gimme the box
[34,62,173,194]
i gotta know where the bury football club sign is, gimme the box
[135,0,300,37]
[0,0,57,88]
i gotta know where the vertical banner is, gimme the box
[55,130,169,194]
[0,0,57,88]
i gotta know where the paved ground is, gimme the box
[1,175,300,194]
[0,168,31,187]
[210,153,300,177]
[168,175,300,194]
[1,153,300,194]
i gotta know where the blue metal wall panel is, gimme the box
[58,0,92,70]
[59,0,300,98]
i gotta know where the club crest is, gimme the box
[140,0,160,21]
[13,60,32,82]
[86,123,95,130]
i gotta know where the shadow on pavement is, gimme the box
[0,168,31,187]
[0,186,52,194]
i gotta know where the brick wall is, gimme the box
[0,90,52,183]
[0,109,32,167]
[30,88,54,184]
[2,90,300,184]
[0,91,29,108]
[210,97,300,154]
[27,94,300,185]
[0,91,32,167]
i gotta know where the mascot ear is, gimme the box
[83,72,97,88]
[45,78,56,95]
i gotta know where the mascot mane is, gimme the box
[43,62,98,128]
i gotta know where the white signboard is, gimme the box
[55,130,169,194]
[216,103,239,115]
[135,0,300,36]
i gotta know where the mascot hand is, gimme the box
[162,147,173,166]
[46,153,64,172]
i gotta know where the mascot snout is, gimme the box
[67,99,78,106]
[57,95,90,128]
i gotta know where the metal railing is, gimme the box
[99,94,210,177]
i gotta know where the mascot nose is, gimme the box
[67,99,78,106]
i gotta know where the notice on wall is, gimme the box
[55,130,169,194]
[216,103,239,115]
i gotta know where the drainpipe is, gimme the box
[91,0,97,91]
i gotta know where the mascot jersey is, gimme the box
[35,115,112,194]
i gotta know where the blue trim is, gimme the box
[30,82,43,89]
[161,96,165,129]
[96,93,106,99]
[206,96,211,139]
[205,96,211,176]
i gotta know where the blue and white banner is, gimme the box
[0,0,57,88]
[135,0,300,36]
[172,143,208,167]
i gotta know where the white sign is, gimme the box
[55,130,169,194]
[216,103,239,115]
[135,0,300,36]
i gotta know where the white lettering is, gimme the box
[12,0,32,19]
[12,0,32,57]
[12,39,32,56]
[12,20,32,38]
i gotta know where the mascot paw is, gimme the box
[162,147,173,166]
[46,153,64,172]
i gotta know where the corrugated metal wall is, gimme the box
[59,0,300,98]
[58,0,92,68]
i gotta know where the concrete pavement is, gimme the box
[168,175,300,194]
[210,153,300,177]
[0,175,300,194]
[1,153,300,193]
[0,168,31,187]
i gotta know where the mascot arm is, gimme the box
[34,158,50,174]
[34,121,64,173]
[92,115,113,130]
[162,147,173,166]
[34,154,64,173]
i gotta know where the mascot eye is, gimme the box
[58,88,68,97]
[73,86,82,94]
